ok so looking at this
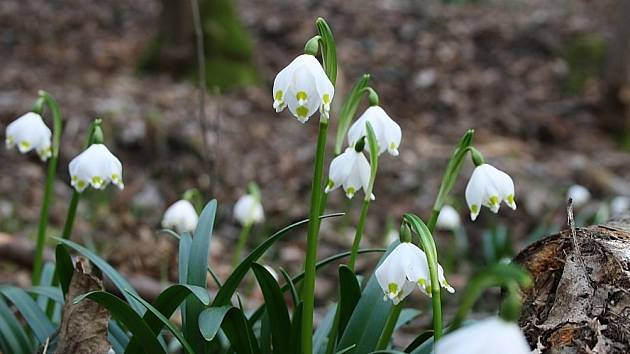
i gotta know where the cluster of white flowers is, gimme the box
[375,242,453,304]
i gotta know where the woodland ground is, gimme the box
[1,0,628,345]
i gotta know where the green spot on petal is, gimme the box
[77,180,86,189]
[489,195,499,206]
[275,90,283,100]
[91,176,103,186]
[471,204,479,214]
[323,93,331,104]
[296,91,308,102]
[19,141,30,149]
[388,283,398,295]
[507,194,515,204]
[296,106,309,118]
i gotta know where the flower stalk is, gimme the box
[375,302,403,350]
[32,91,63,286]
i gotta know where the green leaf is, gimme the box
[259,312,272,354]
[125,284,209,353]
[74,291,164,354]
[290,302,304,354]
[27,286,64,305]
[336,242,399,353]
[403,331,433,353]
[109,321,129,354]
[337,265,361,342]
[125,290,195,354]
[249,248,385,325]
[432,129,474,212]
[55,244,74,296]
[0,286,55,344]
[55,238,144,314]
[316,17,337,85]
[335,74,370,154]
[0,297,32,354]
[394,309,421,331]
[185,199,217,353]
[314,304,337,354]
[279,268,299,306]
[252,263,291,354]
[198,306,260,354]
[213,213,343,307]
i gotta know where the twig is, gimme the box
[189,0,214,193]
[567,198,584,266]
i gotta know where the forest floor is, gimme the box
[1,0,628,346]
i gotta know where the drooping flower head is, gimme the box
[567,184,590,208]
[347,106,401,156]
[433,317,531,354]
[436,205,461,231]
[324,147,372,199]
[234,194,264,226]
[68,144,124,192]
[272,54,334,123]
[162,200,199,233]
[375,242,454,305]
[5,112,52,161]
[465,164,516,221]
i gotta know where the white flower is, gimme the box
[611,196,630,217]
[433,317,531,354]
[68,144,124,192]
[272,54,334,123]
[347,106,402,156]
[567,184,590,208]
[324,147,372,199]
[436,205,461,230]
[465,164,516,221]
[162,200,198,233]
[375,242,454,305]
[234,194,264,226]
[5,112,52,161]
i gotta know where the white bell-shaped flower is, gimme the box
[567,184,590,208]
[347,106,402,156]
[436,205,461,230]
[272,54,334,123]
[324,147,372,199]
[234,194,264,226]
[611,196,630,217]
[5,112,52,161]
[162,200,198,233]
[68,144,124,192]
[375,242,454,305]
[465,164,516,221]
[433,317,531,354]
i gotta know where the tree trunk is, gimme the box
[514,218,630,353]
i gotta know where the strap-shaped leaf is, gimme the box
[55,244,74,296]
[0,286,55,344]
[337,265,361,341]
[125,284,209,353]
[125,290,195,354]
[213,213,343,307]
[74,291,164,354]
[55,238,144,314]
[335,74,370,154]
[314,304,337,354]
[252,263,291,354]
[199,306,260,354]
[27,286,64,304]
[109,321,129,354]
[37,263,56,310]
[290,302,304,354]
[394,309,421,331]
[0,296,32,354]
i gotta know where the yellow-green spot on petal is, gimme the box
[72,175,77,182]
[389,142,396,150]
[275,90,284,101]
[323,93,331,104]
[296,91,308,102]
[326,180,334,189]
[346,187,356,198]
[19,141,30,149]
[489,195,499,206]
[91,176,103,186]
[471,204,479,214]
[77,180,86,189]
[296,106,309,118]
[388,283,398,295]
[507,194,515,204]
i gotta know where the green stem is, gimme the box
[347,199,370,271]
[427,209,440,235]
[375,302,403,350]
[31,92,63,286]
[232,223,252,267]
[301,119,329,354]
[61,192,80,240]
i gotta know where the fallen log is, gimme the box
[0,233,165,301]
[514,213,630,353]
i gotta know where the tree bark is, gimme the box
[514,218,630,353]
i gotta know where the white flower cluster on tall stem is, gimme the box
[162,200,198,233]
[5,112,52,161]
[433,317,530,354]
[465,164,516,221]
[272,54,334,123]
[375,242,453,305]
[69,144,124,192]
[234,194,264,226]
[348,106,401,156]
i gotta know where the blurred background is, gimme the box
[2,0,630,346]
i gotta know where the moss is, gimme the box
[564,34,607,95]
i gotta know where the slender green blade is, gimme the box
[74,291,164,354]
[109,321,129,354]
[394,309,421,331]
[55,244,74,296]
[314,304,337,354]
[55,238,144,314]
[290,302,304,354]
[199,306,260,354]
[27,286,64,304]
[0,297,32,354]
[0,286,55,344]
[335,74,370,154]
[37,263,56,309]
[337,265,361,341]
[252,263,291,354]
